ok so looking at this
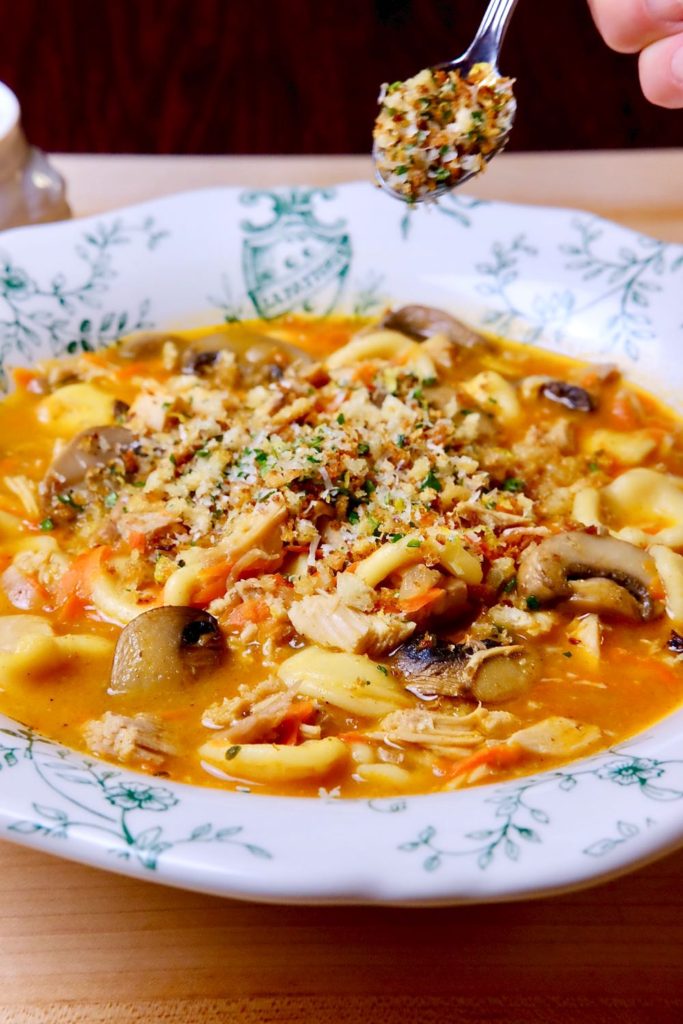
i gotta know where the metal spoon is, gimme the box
[373,0,519,203]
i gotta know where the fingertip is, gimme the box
[588,0,654,53]
[639,33,683,107]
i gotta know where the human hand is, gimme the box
[588,0,683,107]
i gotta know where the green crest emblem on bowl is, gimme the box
[240,188,352,319]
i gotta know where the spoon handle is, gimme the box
[466,0,520,66]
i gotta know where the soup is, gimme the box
[0,308,682,797]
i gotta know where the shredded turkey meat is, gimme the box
[83,711,174,767]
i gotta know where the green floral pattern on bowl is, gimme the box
[0,184,682,905]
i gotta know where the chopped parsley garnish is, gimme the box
[254,450,269,465]
[358,442,370,456]
[39,517,54,531]
[225,746,241,761]
[195,448,210,459]
[336,413,345,425]
[526,595,541,611]
[406,538,422,549]
[501,477,525,493]
[396,434,406,448]
[503,577,517,594]
[420,470,442,493]
[104,492,118,508]
[56,493,83,511]
[562,651,573,658]
[377,665,389,676]
[348,510,360,525]
[390,533,405,543]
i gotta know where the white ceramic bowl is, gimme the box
[1,184,682,905]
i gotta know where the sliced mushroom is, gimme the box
[380,305,487,349]
[109,606,223,696]
[181,329,310,377]
[392,634,538,703]
[470,646,540,703]
[517,531,661,621]
[43,425,136,495]
[564,578,642,619]
[540,380,595,412]
[116,331,185,360]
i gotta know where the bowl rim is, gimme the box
[1,182,682,905]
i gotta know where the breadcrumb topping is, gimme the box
[374,62,516,201]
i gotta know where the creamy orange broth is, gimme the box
[0,312,682,798]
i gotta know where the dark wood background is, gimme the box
[1,0,681,155]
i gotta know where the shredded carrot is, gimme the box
[608,394,640,430]
[338,731,374,744]
[281,700,316,725]
[225,598,271,627]
[56,591,87,623]
[353,362,378,387]
[276,701,318,745]
[278,719,300,745]
[270,573,292,589]
[58,545,111,604]
[127,531,147,553]
[199,560,235,583]
[11,367,37,390]
[81,353,108,368]
[445,742,525,779]
[115,360,160,380]
[397,586,445,615]
[190,559,235,607]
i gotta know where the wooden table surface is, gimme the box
[3,151,683,1024]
